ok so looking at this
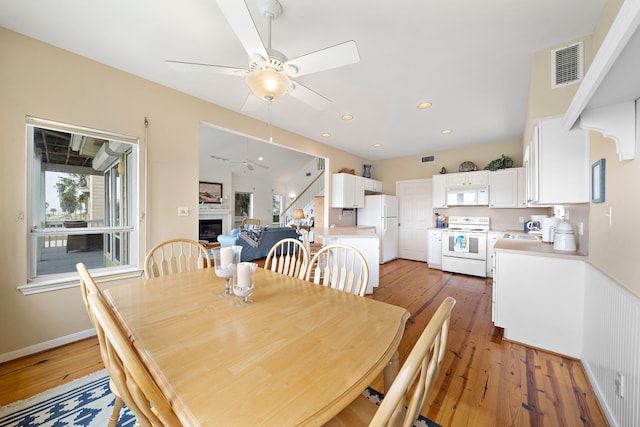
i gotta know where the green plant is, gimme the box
[484,154,514,171]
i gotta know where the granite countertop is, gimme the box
[494,238,586,260]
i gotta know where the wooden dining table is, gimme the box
[104,267,409,426]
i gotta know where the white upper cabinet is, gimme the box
[447,170,489,187]
[489,168,526,208]
[363,177,383,192]
[527,116,589,205]
[331,173,366,208]
[432,174,448,208]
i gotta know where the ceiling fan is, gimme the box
[232,158,269,171]
[211,151,269,171]
[166,0,360,110]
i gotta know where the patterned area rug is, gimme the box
[363,387,442,427]
[0,371,441,427]
[0,370,135,426]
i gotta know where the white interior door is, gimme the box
[396,179,432,262]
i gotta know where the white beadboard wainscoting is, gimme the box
[582,264,640,427]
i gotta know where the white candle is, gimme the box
[237,263,251,287]
[220,246,233,269]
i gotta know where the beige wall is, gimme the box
[523,35,594,146]
[0,28,367,355]
[592,0,624,50]
[523,0,640,297]
[372,139,523,194]
[582,0,640,296]
[588,132,640,296]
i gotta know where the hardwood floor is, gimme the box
[0,259,608,426]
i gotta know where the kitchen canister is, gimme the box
[553,222,577,251]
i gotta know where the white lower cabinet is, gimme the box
[427,229,442,269]
[486,232,502,277]
[494,251,584,358]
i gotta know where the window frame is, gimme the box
[20,116,147,295]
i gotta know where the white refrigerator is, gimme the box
[357,195,399,263]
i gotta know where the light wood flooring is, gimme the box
[0,259,608,426]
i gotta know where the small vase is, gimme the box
[362,164,372,178]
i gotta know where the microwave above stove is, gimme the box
[446,185,489,206]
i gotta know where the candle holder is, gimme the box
[212,245,242,299]
[233,262,257,304]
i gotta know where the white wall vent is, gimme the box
[421,155,435,164]
[551,41,583,88]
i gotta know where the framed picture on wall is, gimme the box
[591,159,605,203]
[199,181,223,204]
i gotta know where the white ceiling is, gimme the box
[1,0,606,161]
[199,124,318,181]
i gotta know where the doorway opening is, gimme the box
[234,192,253,227]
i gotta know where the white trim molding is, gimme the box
[0,329,96,364]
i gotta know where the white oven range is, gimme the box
[441,216,489,278]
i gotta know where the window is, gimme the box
[22,117,144,294]
[272,193,282,223]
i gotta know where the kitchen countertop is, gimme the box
[494,239,586,260]
[315,226,378,238]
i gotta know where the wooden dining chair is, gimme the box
[87,292,183,427]
[264,238,309,280]
[298,228,322,259]
[325,296,456,427]
[76,262,125,427]
[144,238,211,279]
[305,244,369,296]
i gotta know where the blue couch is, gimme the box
[217,226,299,261]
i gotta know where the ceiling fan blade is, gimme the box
[289,81,332,110]
[254,163,270,169]
[241,92,264,111]
[287,40,360,77]
[216,0,268,61]
[246,162,254,171]
[166,60,246,77]
[211,155,230,161]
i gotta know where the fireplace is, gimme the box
[199,219,223,243]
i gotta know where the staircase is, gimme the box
[281,171,324,226]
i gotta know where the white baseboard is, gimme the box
[0,329,96,364]
[583,359,617,427]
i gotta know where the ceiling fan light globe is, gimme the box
[246,69,290,101]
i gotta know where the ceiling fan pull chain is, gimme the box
[268,102,273,143]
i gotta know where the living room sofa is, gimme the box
[217,226,299,261]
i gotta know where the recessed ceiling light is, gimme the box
[321,132,331,138]
[373,143,382,148]
[258,156,264,161]
[341,114,354,121]
[441,129,453,135]
[418,102,432,109]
